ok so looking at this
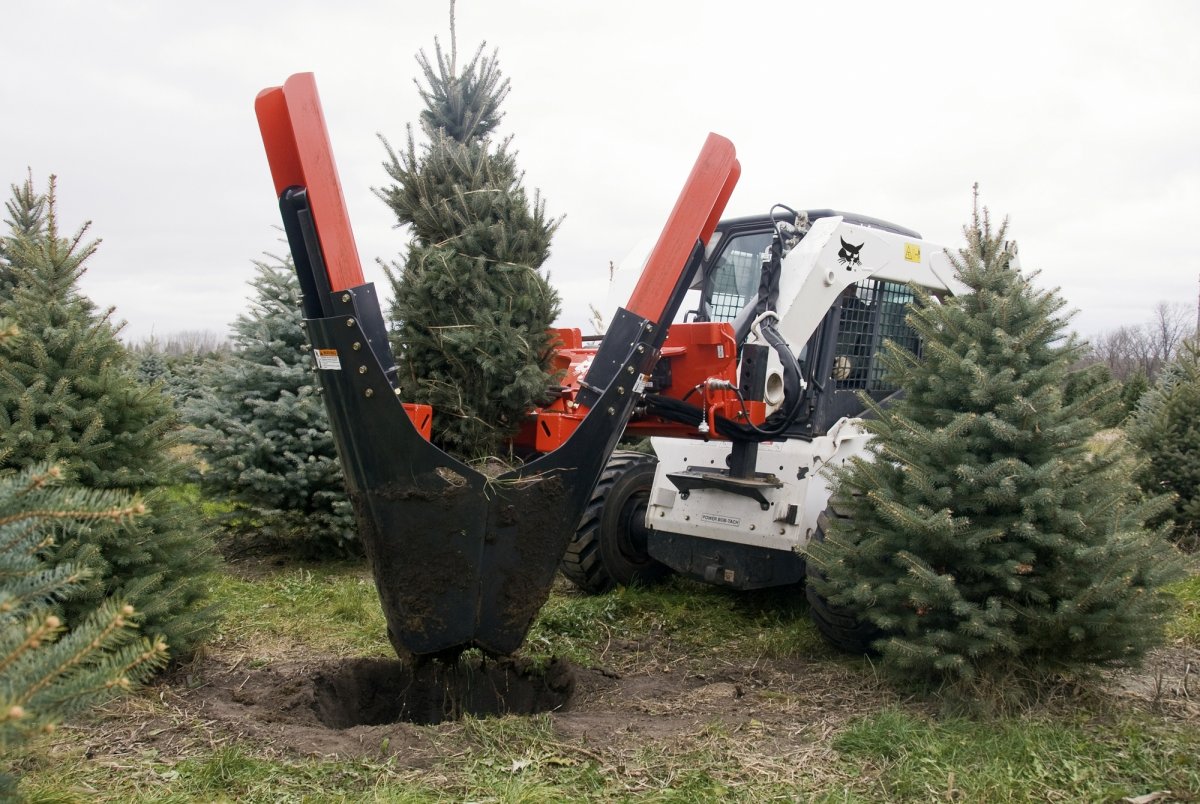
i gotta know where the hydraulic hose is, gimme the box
[641,210,809,442]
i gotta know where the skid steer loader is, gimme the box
[254,73,965,659]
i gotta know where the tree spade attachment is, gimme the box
[255,73,738,659]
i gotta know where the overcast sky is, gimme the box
[3,1,1197,343]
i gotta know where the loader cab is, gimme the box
[693,209,921,328]
[694,221,773,325]
[693,210,925,438]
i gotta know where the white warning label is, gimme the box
[313,348,341,370]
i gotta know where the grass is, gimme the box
[9,551,1200,802]
[527,576,827,668]
[207,562,827,666]
[12,708,830,802]
[160,481,235,521]
[206,564,391,657]
[16,727,809,803]
[832,708,1200,802]
[17,744,425,803]
[1167,572,1200,643]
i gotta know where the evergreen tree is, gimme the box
[131,332,233,410]
[134,349,170,387]
[0,174,46,295]
[0,176,217,657]
[0,463,168,798]
[1120,369,1150,416]
[806,194,1181,680]
[185,256,355,554]
[1128,340,1200,549]
[378,8,561,460]
[1063,362,1124,428]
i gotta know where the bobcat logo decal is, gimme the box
[838,237,864,269]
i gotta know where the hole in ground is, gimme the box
[313,655,575,727]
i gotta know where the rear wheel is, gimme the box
[560,451,670,594]
[805,499,880,654]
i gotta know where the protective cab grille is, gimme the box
[832,279,921,392]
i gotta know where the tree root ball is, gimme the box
[313,655,575,727]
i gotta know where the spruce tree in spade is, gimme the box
[378,7,561,461]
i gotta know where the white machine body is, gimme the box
[646,216,965,573]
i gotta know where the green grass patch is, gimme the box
[1167,573,1200,644]
[833,707,1200,802]
[17,743,427,803]
[527,576,825,666]
[15,723,818,803]
[160,482,235,521]
[208,564,390,656]
[206,563,825,665]
[424,714,825,802]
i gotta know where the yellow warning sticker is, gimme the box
[314,348,341,370]
[904,243,921,263]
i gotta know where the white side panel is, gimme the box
[647,418,872,554]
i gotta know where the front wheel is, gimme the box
[805,499,880,654]
[560,451,670,594]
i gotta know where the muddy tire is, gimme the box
[805,499,880,654]
[560,451,669,594]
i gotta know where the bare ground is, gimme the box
[37,620,1199,794]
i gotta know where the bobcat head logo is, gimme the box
[838,238,864,268]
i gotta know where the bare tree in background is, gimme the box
[1084,302,1191,382]
[1090,326,1139,381]
[128,330,231,356]
[1147,301,1190,371]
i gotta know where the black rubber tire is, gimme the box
[560,451,670,594]
[805,499,880,654]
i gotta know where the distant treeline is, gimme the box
[127,329,231,356]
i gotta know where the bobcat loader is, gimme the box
[255,74,966,659]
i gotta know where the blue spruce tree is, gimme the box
[1128,339,1200,550]
[806,192,1181,680]
[186,256,355,554]
[0,176,217,657]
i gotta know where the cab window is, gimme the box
[702,230,772,322]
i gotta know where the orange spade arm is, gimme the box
[624,134,740,325]
[255,73,365,292]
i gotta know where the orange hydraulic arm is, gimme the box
[255,73,365,293]
[625,134,740,326]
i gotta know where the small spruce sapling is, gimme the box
[1128,339,1200,549]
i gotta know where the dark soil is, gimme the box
[312,656,575,727]
[56,631,1199,774]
